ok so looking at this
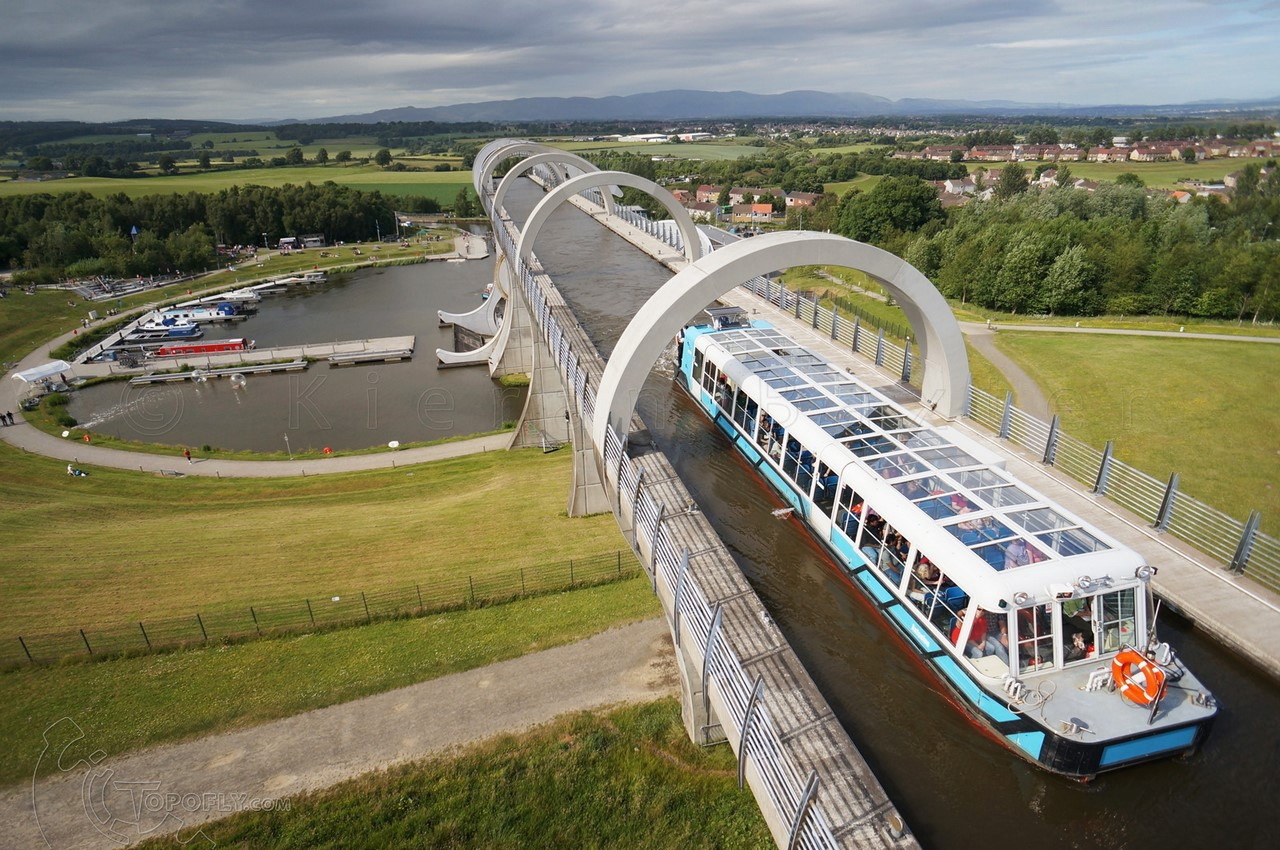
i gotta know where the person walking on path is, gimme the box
[183,448,192,464]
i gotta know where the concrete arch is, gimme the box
[516,171,703,270]
[478,141,602,213]
[493,151,614,219]
[592,230,970,451]
[473,138,523,198]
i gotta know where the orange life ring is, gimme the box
[1111,648,1166,705]
[83,433,91,443]
[322,446,333,455]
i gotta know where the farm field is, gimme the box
[0,163,470,199]
[993,332,1280,532]
[549,139,767,160]
[967,158,1243,190]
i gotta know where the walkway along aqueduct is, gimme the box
[445,140,1280,849]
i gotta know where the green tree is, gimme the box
[26,155,53,171]
[453,187,475,217]
[1038,244,1097,315]
[834,176,943,244]
[315,147,329,164]
[374,148,392,167]
[197,152,211,169]
[994,163,1029,200]
[1115,172,1145,188]
[335,150,352,163]
[1054,165,1073,188]
[716,186,731,207]
[285,146,304,165]
[157,154,178,174]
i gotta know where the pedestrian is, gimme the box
[1,411,9,426]
[6,412,14,425]
[183,448,192,464]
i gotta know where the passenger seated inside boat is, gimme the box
[953,608,1009,665]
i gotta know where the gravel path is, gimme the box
[0,618,675,849]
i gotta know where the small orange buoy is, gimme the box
[322,446,333,455]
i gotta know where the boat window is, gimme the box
[692,348,704,382]
[1006,506,1076,534]
[872,452,927,479]
[971,537,1047,570]
[900,430,950,450]
[915,446,980,470]
[833,485,864,534]
[970,484,1037,508]
[701,362,719,394]
[814,463,838,510]
[950,468,1007,490]
[945,516,1016,547]
[1035,526,1109,556]
[780,386,823,401]
[1015,605,1056,674]
[1061,597,1099,663]
[1098,588,1137,653]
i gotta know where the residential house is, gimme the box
[784,191,822,207]
[684,200,719,222]
[696,184,723,204]
[730,203,775,223]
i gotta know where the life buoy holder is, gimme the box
[1112,648,1167,706]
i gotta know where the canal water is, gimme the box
[500,180,1280,849]
[66,258,526,451]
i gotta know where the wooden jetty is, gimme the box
[129,359,307,385]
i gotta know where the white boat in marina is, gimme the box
[160,302,246,323]
[272,270,328,286]
[136,315,202,338]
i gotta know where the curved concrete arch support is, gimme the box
[592,231,970,451]
[493,151,613,219]
[478,142,565,207]
[473,138,524,199]
[516,171,704,270]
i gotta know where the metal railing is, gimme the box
[965,386,1278,593]
[6,551,639,669]
[488,187,840,849]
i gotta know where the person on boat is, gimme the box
[1003,538,1032,570]
[953,608,1010,664]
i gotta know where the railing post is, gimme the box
[901,338,912,383]
[1230,511,1262,574]
[830,306,839,339]
[1155,473,1179,531]
[738,676,766,789]
[672,549,691,646]
[852,316,861,353]
[998,391,1014,439]
[1042,414,1060,465]
[1093,440,1114,494]
[874,328,885,367]
[794,290,802,319]
[810,296,819,329]
[702,604,724,724]
[786,770,821,850]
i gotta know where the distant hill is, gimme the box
[278,89,1280,125]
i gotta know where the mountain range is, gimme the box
[278,89,1280,125]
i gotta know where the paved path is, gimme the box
[978,322,1280,344]
[957,322,1052,420]
[0,618,675,850]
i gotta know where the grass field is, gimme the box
[993,332,1280,532]
[823,173,884,196]
[0,578,659,786]
[0,445,627,634]
[549,139,767,161]
[0,164,470,200]
[1030,158,1241,190]
[131,698,769,850]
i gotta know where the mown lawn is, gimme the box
[0,445,628,634]
[134,699,770,850]
[994,332,1280,532]
[0,578,660,786]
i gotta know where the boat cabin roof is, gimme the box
[693,323,1145,609]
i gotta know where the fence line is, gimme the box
[964,384,1278,593]
[6,551,638,670]
[734,274,1276,594]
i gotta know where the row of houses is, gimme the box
[900,139,1280,164]
[932,166,1249,208]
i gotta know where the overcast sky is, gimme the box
[2,0,1278,123]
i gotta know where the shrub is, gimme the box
[45,392,70,407]
[55,413,78,427]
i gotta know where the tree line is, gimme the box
[0,182,426,284]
